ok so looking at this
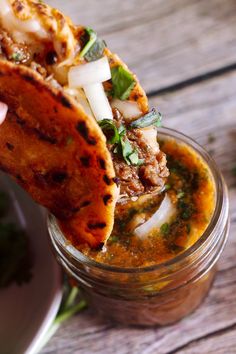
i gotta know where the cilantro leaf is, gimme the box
[129,109,162,129]
[160,223,170,236]
[111,66,136,100]
[120,138,143,166]
[79,27,97,59]
[98,119,120,144]
[99,119,143,166]
[84,37,106,62]
[120,137,133,165]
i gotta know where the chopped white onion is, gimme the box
[111,99,142,121]
[134,194,176,239]
[84,83,113,121]
[0,102,8,125]
[68,57,111,88]
[64,88,93,117]
[141,126,160,154]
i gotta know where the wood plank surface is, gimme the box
[42,1,236,353]
[48,0,236,92]
[41,68,236,354]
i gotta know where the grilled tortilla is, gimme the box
[0,61,119,247]
[0,0,168,248]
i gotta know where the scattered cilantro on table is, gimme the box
[36,280,87,352]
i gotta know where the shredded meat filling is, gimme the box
[0,29,30,63]
[0,28,168,198]
[111,111,169,197]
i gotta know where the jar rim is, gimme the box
[48,126,229,274]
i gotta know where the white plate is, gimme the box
[0,173,63,354]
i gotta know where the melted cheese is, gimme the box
[0,0,76,62]
[0,0,47,41]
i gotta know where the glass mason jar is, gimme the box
[48,127,229,326]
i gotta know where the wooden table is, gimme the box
[42,1,236,353]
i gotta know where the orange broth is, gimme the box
[79,137,216,267]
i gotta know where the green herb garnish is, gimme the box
[109,235,119,243]
[120,137,143,165]
[111,66,136,100]
[98,119,120,144]
[36,282,86,353]
[84,37,106,62]
[129,109,162,129]
[160,223,170,236]
[10,52,23,62]
[80,27,106,62]
[79,28,97,59]
[178,200,194,220]
[177,191,185,199]
[99,119,143,166]
[164,184,171,191]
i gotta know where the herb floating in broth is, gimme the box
[111,66,136,100]
[79,139,216,268]
[129,109,162,129]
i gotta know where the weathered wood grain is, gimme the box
[41,66,236,354]
[48,0,236,92]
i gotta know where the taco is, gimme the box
[0,0,168,248]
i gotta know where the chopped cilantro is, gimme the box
[160,223,170,236]
[129,109,162,129]
[79,28,97,59]
[178,200,193,220]
[79,27,106,62]
[109,235,119,243]
[164,184,171,191]
[99,119,143,166]
[111,66,136,100]
[120,137,143,166]
[99,119,120,144]
[177,191,185,199]
[38,282,86,351]
[10,52,23,62]
[84,37,106,62]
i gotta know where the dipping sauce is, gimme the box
[48,127,229,326]
[79,136,216,267]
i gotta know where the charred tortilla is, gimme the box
[0,61,118,248]
[0,0,169,248]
